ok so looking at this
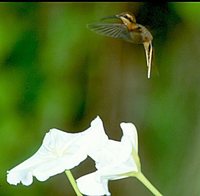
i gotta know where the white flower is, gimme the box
[7,116,108,186]
[77,118,140,196]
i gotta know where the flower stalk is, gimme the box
[135,172,163,196]
[65,170,83,196]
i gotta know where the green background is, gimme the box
[1,2,200,196]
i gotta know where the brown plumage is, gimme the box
[87,12,153,79]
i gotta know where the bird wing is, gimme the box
[87,23,133,42]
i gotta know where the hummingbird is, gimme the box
[87,12,153,79]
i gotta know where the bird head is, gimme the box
[116,12,136,26]
[101,12,136,24]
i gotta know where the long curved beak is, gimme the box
[100,15,119,21]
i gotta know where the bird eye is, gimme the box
[123,14,133,22]
[124,15,129,19]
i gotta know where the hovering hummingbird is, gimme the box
[87,12,153,79]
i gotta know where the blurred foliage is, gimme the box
[1,2,200,196]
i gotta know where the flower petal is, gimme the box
[85,121,139,182]
[120,122,138,153]
[76,172,110,196]
[7,128,88,185]
[97,156,138,180]
[82,116,109,156]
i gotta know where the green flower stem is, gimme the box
[65,170,83,196]
[136,172,163,196]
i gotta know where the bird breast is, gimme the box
[129,24,153,44]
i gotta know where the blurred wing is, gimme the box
[87,23,132,42]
